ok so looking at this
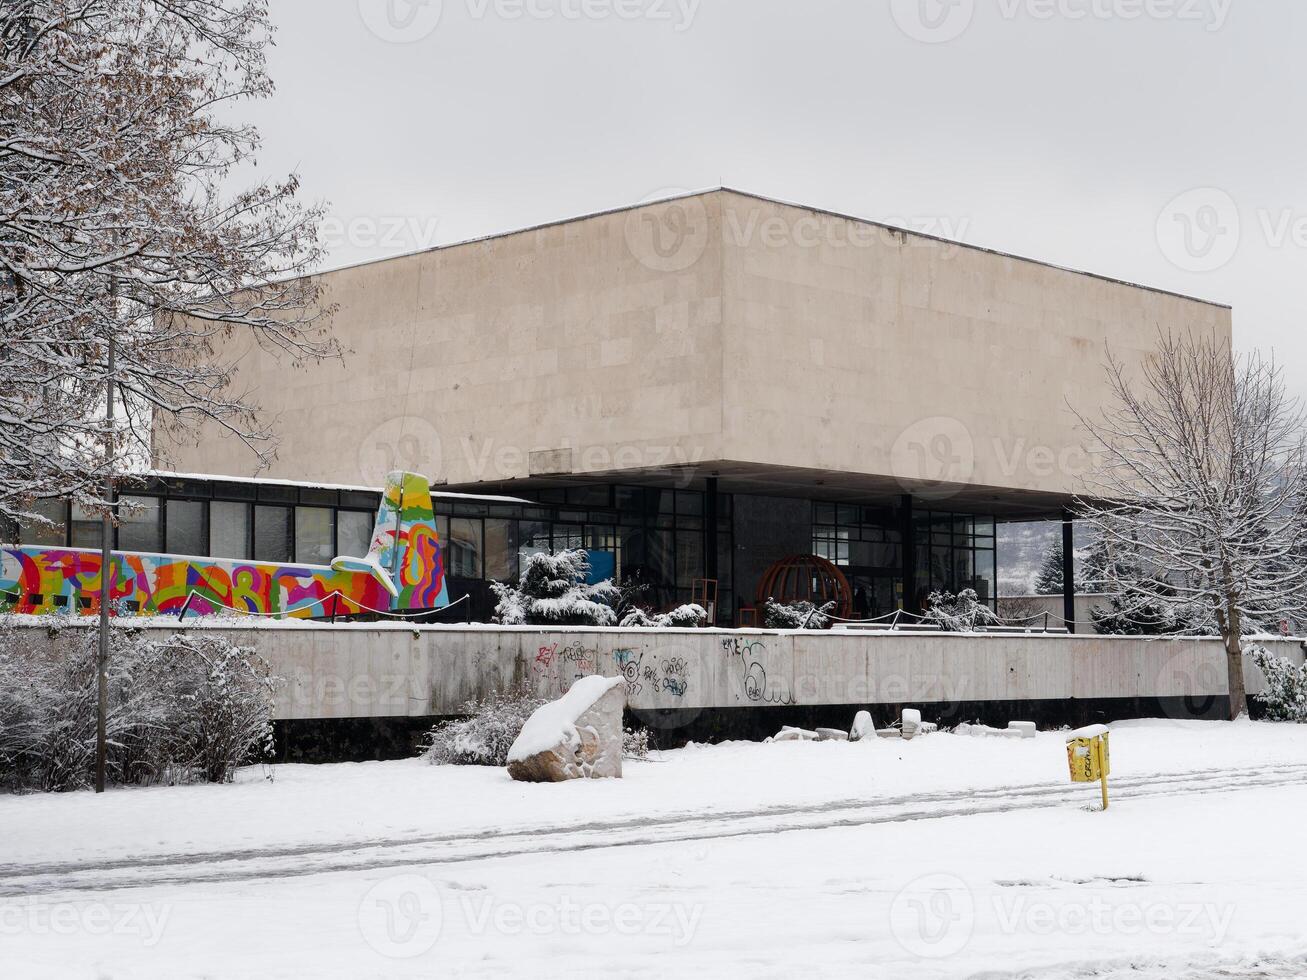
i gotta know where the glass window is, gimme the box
[484,519,518,582]
[166,499,207,556]
[71,500,101,549]
[118,496,161,552]
[254,505,292,563]
[295,506,334,565]
[518,520,550,558]
[19,498,67,546]
[446,517,483,578]
[337,510,372,560]
[211,501,250,560]
[552,525,583,552]
[645,528,674,587]
[675,529,703,588]
[566,486,610,507]
[615,486,647,517]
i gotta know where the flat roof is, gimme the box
[140,471,532,506]
[313,186,1230,311]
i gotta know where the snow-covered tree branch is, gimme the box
[1073,330,1307,718]
[0,0,337,526]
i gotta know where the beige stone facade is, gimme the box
[157,189,1230,515]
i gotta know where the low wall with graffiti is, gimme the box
[13,623,1304,723]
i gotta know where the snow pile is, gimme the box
[507,676,625,764]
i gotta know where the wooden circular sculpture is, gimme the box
[755,554,853,620]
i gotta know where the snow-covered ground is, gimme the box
[3,718,1306,979]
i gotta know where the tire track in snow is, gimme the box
[2,762,1304,898]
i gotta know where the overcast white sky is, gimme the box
[247,0,1305,380]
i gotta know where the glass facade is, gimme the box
[813,502,997,614]
[253,505,293,563]
[5,473,1004,623]
[166,499,207,557]
[915,511,997,607]
[812,503,904,618]
[294,506,335,565]
[210,501,250,560]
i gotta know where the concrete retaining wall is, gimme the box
[18,623,1304,722]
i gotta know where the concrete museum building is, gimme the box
[24,190,1234,627]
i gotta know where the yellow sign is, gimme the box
[1066,728,1111,810]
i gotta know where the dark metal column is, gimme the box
[1062,509,1076,634]
[704,477,719,581]
[704,477,719,624]
[900,494,916,612]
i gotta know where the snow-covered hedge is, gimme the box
[423,689,546,766]
[923,590,1000,633]
[490,550,620,627]
[1249,647,1307,722]
[618,604,708,629]
[0,623,277,792]
[763,599,836,630]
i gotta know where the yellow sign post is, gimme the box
[1066,725,1111,810]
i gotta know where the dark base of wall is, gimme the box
[273,717,436,763]
[273,694,1239,763]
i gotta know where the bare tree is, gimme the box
[0,0,337,526]
[1074,331,1307,719]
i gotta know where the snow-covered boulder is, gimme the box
[506,676,626,782]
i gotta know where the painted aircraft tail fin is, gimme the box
[330,471,449,610]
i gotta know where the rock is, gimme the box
[1008,721,1037,739]
[849,710,874,742]
[507,676,626,782]
[815,727,848,742]
[772,726,819,742]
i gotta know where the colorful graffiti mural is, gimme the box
[0,472,449,619]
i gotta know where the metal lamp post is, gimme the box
[95,323,115,794]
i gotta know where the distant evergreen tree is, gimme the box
[1033,539,1064,595]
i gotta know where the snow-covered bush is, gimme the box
[0,624,278,792]
[490,550,619,627]
[618,604,708,629]
[622,727,651,760]
[763,599,836,630]
[923,590,1000,633]
[1248,648,1307,722]
[424,688,546,766]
